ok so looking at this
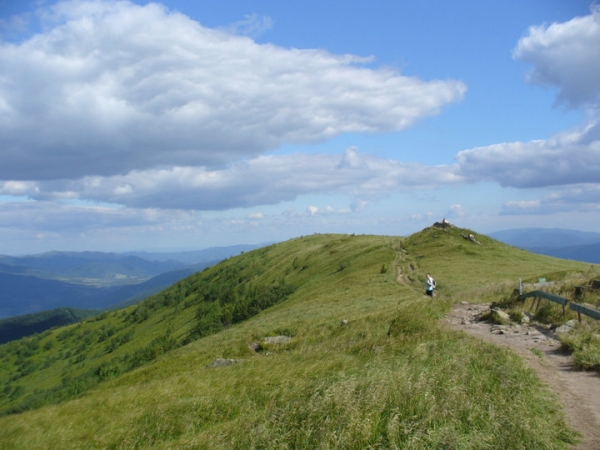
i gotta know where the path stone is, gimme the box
[262,335,291,345]
[206,358,242,368]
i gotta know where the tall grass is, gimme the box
[559,325,600,371]
[0,306,576,449]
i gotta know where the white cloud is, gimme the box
[0,181,40,196]
[8,148,460,210]
[0,0,465,182]
[514,6,600,110]
[456,7,600,216]
[500,200,543,215]
[350,198,370,212]
[336,146,368,169]
[409,212,434,222]
[548,184,600,204]
[500,184,600,216]
[220,13,274,39]
[0,200,153,232]
[456,120,600,188]
[304,204,351,216]
[446,204,465,218]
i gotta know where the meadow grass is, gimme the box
[0,229,593,449]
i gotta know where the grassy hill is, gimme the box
[0,227,597,449]
[0,308,99,345]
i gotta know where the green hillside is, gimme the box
[0,308,99,345]
[0,227,597,449]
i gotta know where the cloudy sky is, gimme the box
[0,0,599,254]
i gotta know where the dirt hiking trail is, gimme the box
[443,303,600,450]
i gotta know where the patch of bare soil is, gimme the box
[443,303,600,450]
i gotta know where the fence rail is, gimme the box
[520,290,568,305]
[519,288,600,321]
[569,302,600,321]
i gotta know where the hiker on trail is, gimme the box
[425,273,436,296]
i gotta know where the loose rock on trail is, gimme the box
[443,302,600,450]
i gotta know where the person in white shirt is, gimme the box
[425,273,436,296]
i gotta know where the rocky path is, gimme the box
[443,303,600,450]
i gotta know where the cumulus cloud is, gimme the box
[0,199,279,253]
[548,184,600,204]
[9,148,460,210]
[501,184,600,216]
[305,205,351,216]
[0,0,465,182]
[0,181,40,196]
[500,200,543,215]
[0,200,162,233]
[456,120,600,188]
[350,198,370,212]
[409,212,434,222]
[455,7,600,215]
[445,204,465,219]
[514,6,600,110]
[220,13,274,38]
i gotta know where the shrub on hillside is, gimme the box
[478,310,510,325]
[559,327,600,372]
[534,303,564,325]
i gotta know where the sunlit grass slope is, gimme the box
[0,228,593,449]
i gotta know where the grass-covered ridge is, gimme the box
[0,308,100,345]
[0,229,595,449]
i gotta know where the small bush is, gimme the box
[534,303,564,325]
[559,328,600,372]
[509,310,523,323]
[573,345,600,371]
[479,310,510,325]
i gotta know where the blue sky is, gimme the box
[0,0,598,254]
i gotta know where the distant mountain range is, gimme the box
[0,244,265,319]
[124,244,264,264]
[489,228,600,264]
[0,251,185,286]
